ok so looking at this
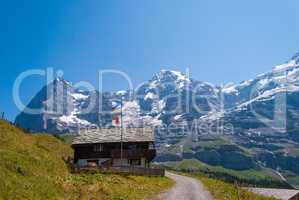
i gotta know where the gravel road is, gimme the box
[154,172,213,200]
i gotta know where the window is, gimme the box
[149,143,155,150]
[87,160,98,167]
[94,144,103,152]
[128,144,137,150]
[130,159,141,166]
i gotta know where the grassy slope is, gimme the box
[160,135,299,188]
[0,120,173,200]
[174,159,280,181]
[55,134,76,145]
[63,173,172,200]
[163,159,290,188]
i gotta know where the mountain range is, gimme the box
[15,52,299,187]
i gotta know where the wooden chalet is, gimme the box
[71,128,159,174]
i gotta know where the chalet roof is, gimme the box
[246,188,299,200]
[72,128,155,145]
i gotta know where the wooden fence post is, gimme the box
[234,181,240,200]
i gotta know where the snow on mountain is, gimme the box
[15,79,110,133]
[7,77,228,132]
[56,90,93,129]
[121,100,140,125]
[71,92,89,101]
[13,53,299,180]
[58,114,91,127]
[113,99,163,127]
[222,83,238,94]
[135,69,220,126]
[15,52,299,137]
[15,69,221,134]
[201,52,299,137]
[221,52,299,109]
[173,114,183,120]
[116,90,127,96]
[186,53,299,178]
[144,92,157,100]
[273,59,297,72]
[151,69,191,90]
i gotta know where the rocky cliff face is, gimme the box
[15,78,112,133]
[15,70,221,134]
[192,54,299,178]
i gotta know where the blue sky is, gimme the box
[1,0,299,120]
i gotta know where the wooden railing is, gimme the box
[110,166,165,176]
[111,149,156,160]
[73,165,165,176]
[74,149,156,161]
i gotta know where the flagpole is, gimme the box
[120,97,123,166]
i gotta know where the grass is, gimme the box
[0,120,173,200]
[287,147,299,157]
[282,171,299,188]
[194,138,232,149]
[165,159,289,188]
[54,134,76,145]
[161,137,232,154]
[175,159,276,180]
[64,173,173,200]
[180,172,279,200]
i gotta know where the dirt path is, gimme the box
[154,172,213,200]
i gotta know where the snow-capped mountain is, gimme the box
[135,69,220,125]
[15,78,112,133]
[222,54,299,109]
[193,53,299,179]
[200,52,299,136]
[15,53,299,136]
[15,52,299,184]
[15,70,220,134]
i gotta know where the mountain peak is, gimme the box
[152,69,189,82]
[291,51,299,63]
[273,59,297,72]
[150,69,191,90]
[53,76,72,86]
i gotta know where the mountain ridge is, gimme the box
[14,52,299,187]
[15,52,299,134]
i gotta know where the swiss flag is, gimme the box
[112,115,120,126]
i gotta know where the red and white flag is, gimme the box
[112,100,122,127]
[112,115,120,127]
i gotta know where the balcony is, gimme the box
[111,149,156,160]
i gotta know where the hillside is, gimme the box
[0,120,173,200]
[156,134,299,188]
[161,159,291,188]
